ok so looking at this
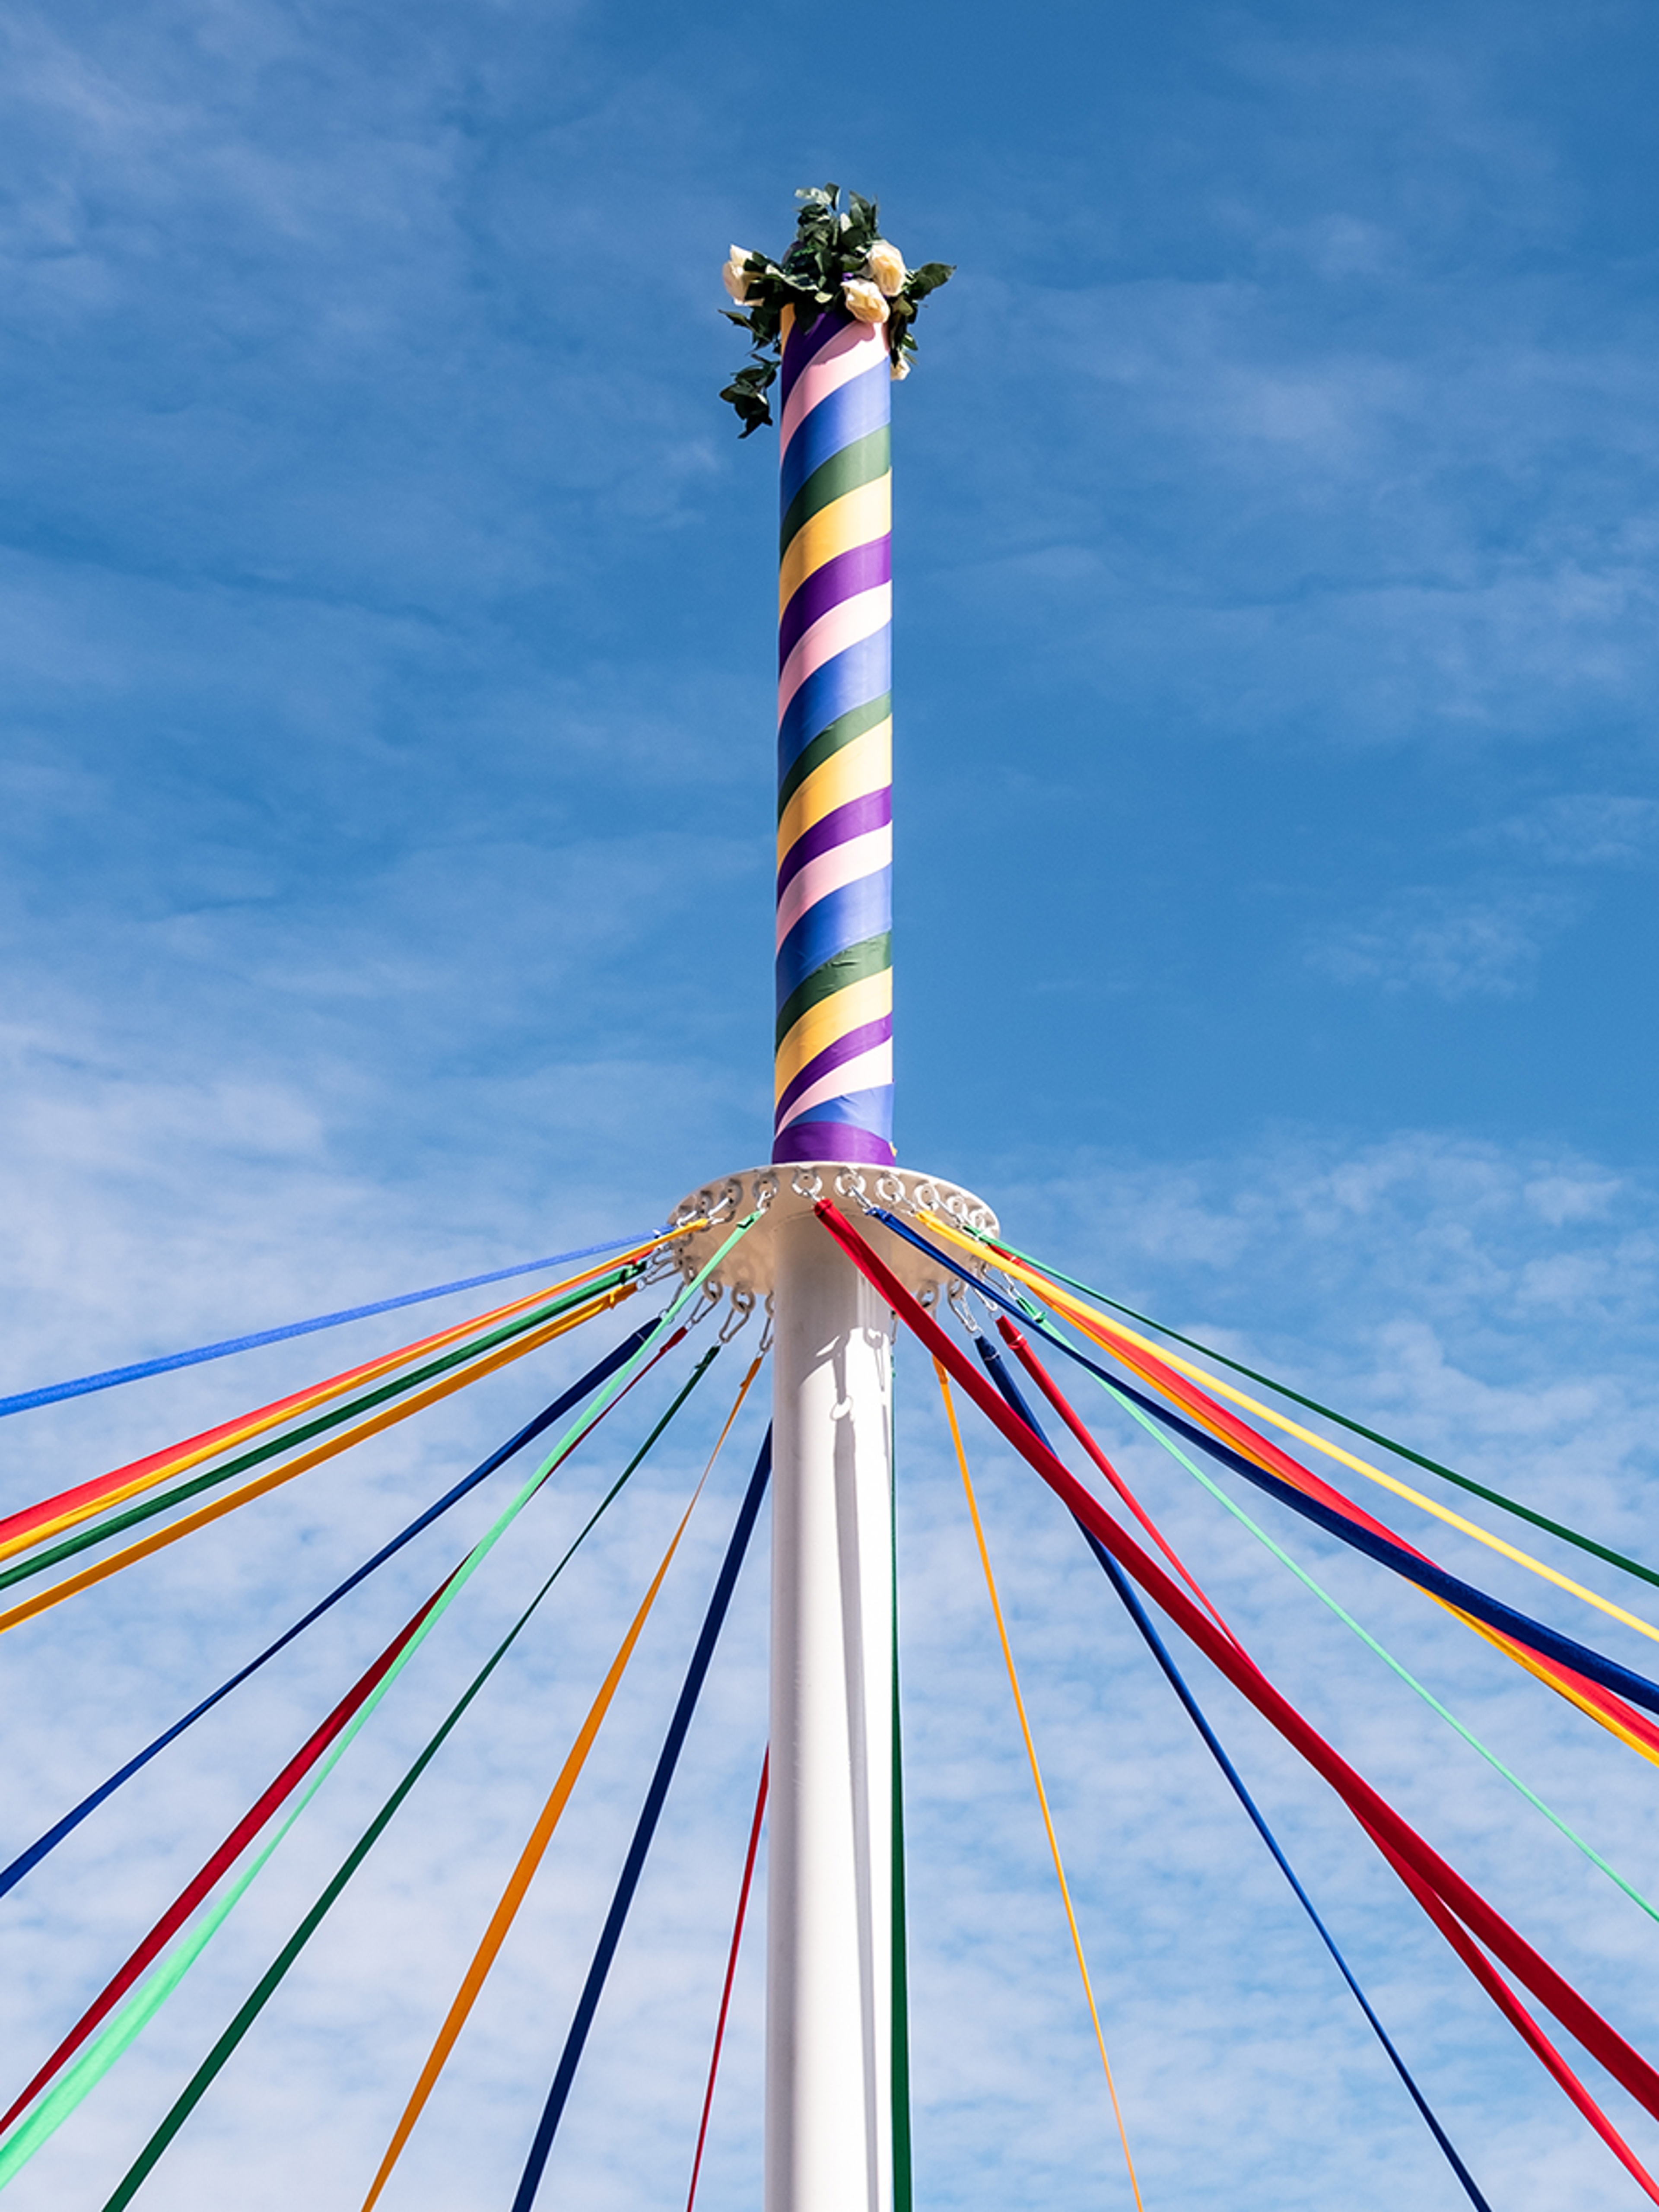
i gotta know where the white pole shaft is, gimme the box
[766,1204,893,2212]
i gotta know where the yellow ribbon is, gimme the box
[918,1210,1659,1659]
[935,1360,1146,2212]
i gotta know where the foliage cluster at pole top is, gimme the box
[719,184,953,436]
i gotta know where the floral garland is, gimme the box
[718,184,953,436]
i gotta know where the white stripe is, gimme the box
[777,1042,894,1131]
[775,826,892,950]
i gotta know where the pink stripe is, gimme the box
[774,827,892,949]
[776,585,892,721]
[779,323,887,460]
[777,1041,894,1131]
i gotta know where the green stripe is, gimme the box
[779,428,890,559]
[774,932,891,1052]
[778,694,890,820]
[0,1265,639,1592]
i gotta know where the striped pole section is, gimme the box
[773,305,895,1169]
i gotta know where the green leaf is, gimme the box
[903,261,955,300]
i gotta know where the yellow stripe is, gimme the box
[775,968,893,1100]
[776,721,891,868]
[778,476,890,611]
[935,1363,1146,2212]
[0,1289,632,1639]
[917,1211,1659,1662]
[358,1356,765,2212]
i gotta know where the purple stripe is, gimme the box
[779,539,892,670]
[779,306,841,401]
[772,1115,896,1169]
[774,1014,893,1126]
[778,787,892,896]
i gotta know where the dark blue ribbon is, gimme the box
[0,1322,655,1900]
[970,1334,1492,2212]
[871,1207,1659,1724]
[511,1428,772,2211]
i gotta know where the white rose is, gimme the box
[841,276,890,325]
[890,349,911,381]
[866,239,906,297]
[722,245,756,303]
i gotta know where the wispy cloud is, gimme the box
[1307,885,1574,996]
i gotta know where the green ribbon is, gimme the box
[0,1214,760,2193]
[1090,1365,1659,1928]
[1,1262,642,1592]
[981,1231,1659,1598]
[96,1345,725,2212]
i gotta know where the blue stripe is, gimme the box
[778,628,891,776]
[775,872,893,1007]
[779,360,891,515]
[782,1085,893,1131]
[0,1231,664,1421]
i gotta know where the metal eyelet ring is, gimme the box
[875,1171,905,1207]
[912,1180,940,1214]
[791,1166,824,1200]
[753,1172,780,1213]
[947,1278,988,1338]
[705,1178,742,1226]
[834,1166,868,1201]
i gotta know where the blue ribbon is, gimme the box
[511,1428,772,2211]
[871,1208,1659,1724]
[0,1322,654,1901]
[970,1333,1493,2212]
[0,1231,665,1419]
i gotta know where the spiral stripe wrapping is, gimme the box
[773,308,895,1168]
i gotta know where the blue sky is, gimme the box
[3,0,1659,2206]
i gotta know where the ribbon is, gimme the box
[0,1228,670,1419]
[510,1427,774,2212]
[811,1198,1659,2126]
[93,1344,727,2212]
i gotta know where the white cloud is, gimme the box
[1307,886,1573,997]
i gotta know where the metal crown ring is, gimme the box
[791,1166,824,1200]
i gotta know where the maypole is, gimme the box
[674,189,987,2212]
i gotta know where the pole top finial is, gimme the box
[718,183,953,435]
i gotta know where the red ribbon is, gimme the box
[813,1198,1659,2126]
